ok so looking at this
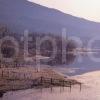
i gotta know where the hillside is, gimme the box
[0,0,100,38]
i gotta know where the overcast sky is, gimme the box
[28,0,100,22]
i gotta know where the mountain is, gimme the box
[0,0,100,38]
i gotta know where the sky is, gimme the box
[28,0,100,22]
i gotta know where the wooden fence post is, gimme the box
[80,83,82,91]
[63,80,64,87]
[51,78,53,85]
[41,77,43,85]
[1,70,3,77]
[70,82,72,92]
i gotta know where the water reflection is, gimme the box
[2,84,100,100]
[65,51,100,75]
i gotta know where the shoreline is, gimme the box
[1,70,100,100]
[0,67,81,98]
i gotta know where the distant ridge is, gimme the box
[0,0,100,38]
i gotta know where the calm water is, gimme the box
[1,84,100,100]
[54,52,100,76]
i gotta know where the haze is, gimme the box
[28,0,100,22]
